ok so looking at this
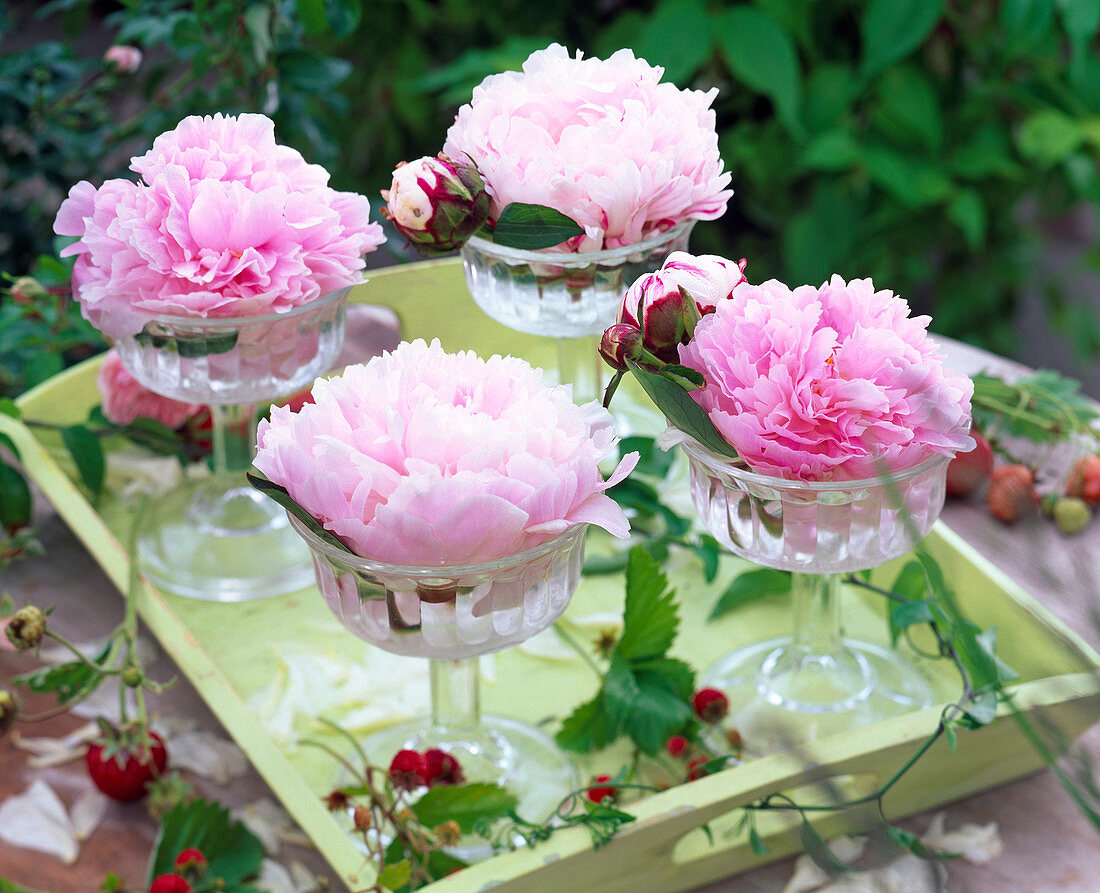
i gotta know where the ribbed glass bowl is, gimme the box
[460,222,693,338]
[114,287,349,405]
[291,518,588,661]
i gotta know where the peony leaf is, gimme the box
[148,798,264,886]
[709,568,791,620]
[246,471,348,552]
[135,328,239,359]
[626,360,739,459]
[61,425,105,498]
[409,783,517,834]
[490,202,584,249]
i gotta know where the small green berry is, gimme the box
[122,666,144,688]
[6,605,46,650]
[1053,496,1092,535]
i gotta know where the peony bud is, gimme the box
[104,45,143,73]
[599,323,646,371]
[9,276,47,305]
[660,253,748,314]
[380,154,490,255]
[617,271,702,364]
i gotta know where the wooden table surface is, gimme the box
[2,333,1099,892]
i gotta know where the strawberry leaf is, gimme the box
[61,424,104,498]
[148,798,264,887]
[556,692,620,753]
[616,547,679,661]
[409,783,517,834]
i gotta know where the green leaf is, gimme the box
[246,472,349,551]
[625,360,739,459]
[799,128,860,172]
[61,425,105,497]
[861,0,943,77]
[1017,109,1085,167]
[0,461,32,530]
[295,0,327,35]
[601,650,643,725]
[888,599,934,645]
[410,783,517,834]
[1058,0,1100,43]
[24,352,62,388]
[710,568,790,620]
[148,798,264,884]
[802,64,858,133]
[714,6,802,135]
[944,723,958,752]
[887,824,941,859]
[632,655,696,700]
[635,0,713,84]
[872,65,943,152]
[800,817,851,874]
[748,826,769,855]
[0,877,42,893]
[618,436,675,479]
[490,203,584,250]
[625,674,696,754]
[1001,0,1056,55]
[961,689,999,728]
[556,694,620,753]
[947,188,987,248]
[616,546,679,660]
[15,641,112,703]
[0,431,22,460]
[134,328,239,359]
[377,860,412,891]
[863,146,953,208]
[0,398,19,419]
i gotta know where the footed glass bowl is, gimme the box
[113,288,349,601]
[681,436,951,749]
[290,517,588,830]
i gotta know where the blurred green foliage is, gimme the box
[2,0,1100,398]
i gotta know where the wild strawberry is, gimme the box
[686,756,711,781]
[352,805,372,830]
[946,432,994,497]
[85,726,168,802]
[1053,496,1092,535]
[173,848,207,872]
[388,749,427,792]
[665,735,689,759]
[692,687,729,723]
[586,774,617,803]
[324,789,351,811]
[5,605,47,651]
[149,874,190,893]
[0,689,19,737]
[986,464,1038,523]
[1066,455,1100,504]
[421,748,464,787]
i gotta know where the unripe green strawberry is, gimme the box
[1053,496,1092,535]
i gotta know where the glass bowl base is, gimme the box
[137,475,314,601]
[362,715,579,861]
[701,637,933,754]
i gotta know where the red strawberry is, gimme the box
[946,432,995,497]
[665,735,689,759]
[388,749,427,792]
[1066,455,1100,504]
[586,774,617,804]
[85,727,167,802]
[173,847,207,872]
[986,464,1039,523]
[421,748,465,786]
[686,756,711,781]
[149,874,191,893]
[691,687,730,723]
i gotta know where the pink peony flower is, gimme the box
[254,339,638,566]
[97,349,203,428]
[613,251,748,364]
[54,113,385,339]
[442,44,731,252]
[678,274,974,481]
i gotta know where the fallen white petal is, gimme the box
[16,723,97,768]
[254,859,297,893]
[105,450,185,500]
[782,836,867,893]
[168,728,249,784]
[70,788,109,841]
[232,798,295,855]
[288,860,322,891]
[923,819,1002,864]
[0,779,78,864]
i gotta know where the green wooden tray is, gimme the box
[6,259,1100,892]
